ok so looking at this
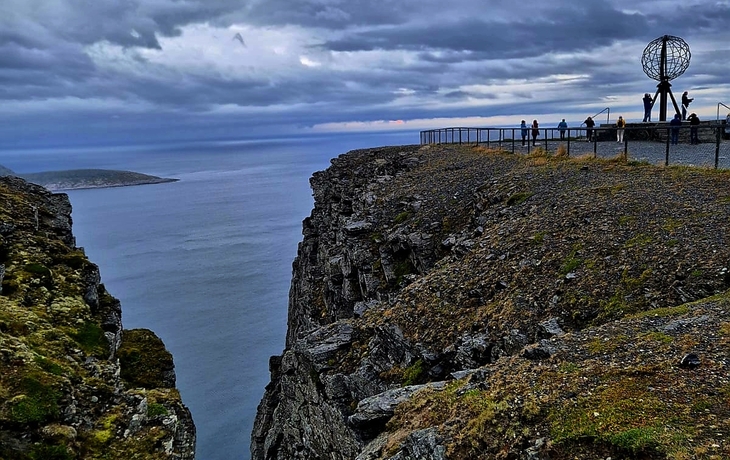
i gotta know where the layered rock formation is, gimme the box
[0,176,195,459]
[252,144,730,459]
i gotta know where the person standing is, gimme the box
[725,113,730,140]
[584,116,595,142]
[520,120,528,146]
[616,116,626,143]
[669,113,681,145]
[531,120,539,146]
[557,119,568,140]
[642,93,653,122]
[681,91,693,120]
[687,112,700,144]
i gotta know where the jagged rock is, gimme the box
[0,176,195,459]
[386,428,447,460]
[348,382,447,431]
[679,353,701,368]
[538,317,565,338]
[521,339,557,360]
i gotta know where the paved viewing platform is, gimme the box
[420,121,730,169]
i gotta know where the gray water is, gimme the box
[0,132,416,459]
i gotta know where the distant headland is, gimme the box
[0,165,178,191]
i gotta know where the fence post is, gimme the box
[511,128,515,154]
[716,126,721,169]
[544,129,548,152]
[665,127,670,166]
[593,131,597,158]
[567,128,571,157]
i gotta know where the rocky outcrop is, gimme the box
[253,144,730,459]
[0,176,195,459]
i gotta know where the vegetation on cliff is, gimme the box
[253,144,730,459]
[0,176,194,459]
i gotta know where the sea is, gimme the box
[0,131,418,460]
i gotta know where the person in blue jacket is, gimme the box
[669,113,681,145]
[557,119,568,140]
[642,93,653,122]
[520,120,528,146]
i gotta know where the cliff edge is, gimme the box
[252,144,730,459]
[0,176,195,459]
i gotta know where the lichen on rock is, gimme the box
[0,176,195,459]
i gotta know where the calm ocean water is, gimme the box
[0,132,417,459]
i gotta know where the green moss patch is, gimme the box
[118,329,175,389]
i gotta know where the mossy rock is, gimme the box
[118,329,175,389]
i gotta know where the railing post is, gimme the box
[716,125,721,169]
[593,130,597,158]
[665,126,670,166]
[487,129,490,148]
[511,128,515,154]
[567,128,571,157]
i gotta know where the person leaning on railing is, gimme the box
[531,120,539,146]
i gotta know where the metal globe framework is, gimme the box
[641,35,691,121]
[642,35,691,81]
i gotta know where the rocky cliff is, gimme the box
[252,144,730,459]
[0,176,195,459]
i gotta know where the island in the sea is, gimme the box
[0,164,177,191]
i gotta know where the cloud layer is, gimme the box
[2,0,730,146]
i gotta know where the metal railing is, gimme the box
[579,107,611,127]
[419,124,730,169]
[717,102,730,120]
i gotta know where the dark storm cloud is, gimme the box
[1,0,729,147]
[323,4,651,58]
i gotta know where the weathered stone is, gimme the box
[538,317,565,338]
[386,428,447,460]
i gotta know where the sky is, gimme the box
[2,0,730,148]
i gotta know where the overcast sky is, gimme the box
[2,0,730,147]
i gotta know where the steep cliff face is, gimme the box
[253,145,730,459]
[0,176,195,459]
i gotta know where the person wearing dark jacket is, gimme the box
[687,112,700,144]
[520,120,528,146]
[642,93,653,122]
[584,116,595,142]
[681,91,693,120]
[531,120,539,146]
[669,113,682,145]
